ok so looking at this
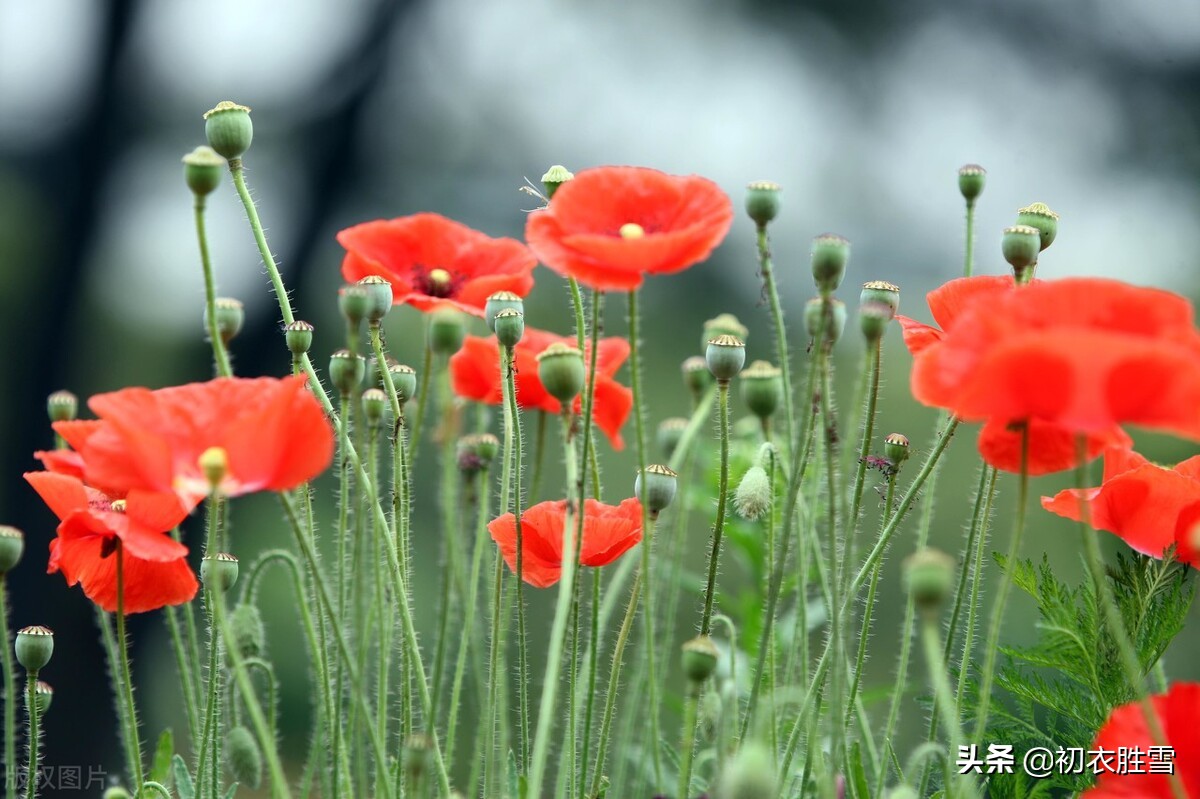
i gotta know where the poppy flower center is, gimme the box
[619,223,645,240]
[198,447,229,487]
[414,267,456,298]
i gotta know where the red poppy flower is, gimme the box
[1083,682,1200,797]
[24,471,197,613]
[55,376,334,511]
[525,166,734,291]
[338,213,537,316]
[487,498,643,587]
[449,326,633,449]
[1042,446,1200,565]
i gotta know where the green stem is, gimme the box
[589,555,644,796]
[920,615,970,799]
[848,470,896,733]
[819,324,847,776]
[22,673,37,799]
[676,686,701,799]
[963,199,977,278]
[115,545,145,790]
[447,470,490,767]
[578,569,602,798]
[869,474,902,793]
[430,360,461,727]
[0,577,15,799]
[164,605,202,747]
[530,410,548,501]
[701,381,732,636]
[503,343,530,770]
[480,551,507,798]
[410,323,434,463]
[332,393,352,799]
[756,224,796,457]
[193,197,232,378]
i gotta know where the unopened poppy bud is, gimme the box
[227,725,263,789]
[284,320,314,356]
[702,313,749,351]
[430,308,466,355]
[682,356,714,399]
[698,689,723,740]
[47,390,78,423]
[198,446,228,487]
[493,309,525,349]
[389,364,418,404]
[1016,202,1059,251]
[883,432,910,466]
[103,789,132,799]
[903,548,956,612]
[228,604,265,661]
[681,635,720,683]
[1002,225,1041,275]
[739,361,782,420]
[485,291,524,331]
[811,233,850,296]
[182,145,225,197]
[537,343,585,402]
[362,388,388,428]
[201,553,239,592]
[211,298,244,344]
[15,626,53,672]
[203,101,253,161]
[338,285,369,330]
[859,301,894,343]
[330,349,365,396]
[744,180,782,227]
[457,433,500,473]
[541,164,574,200]
[0,527,24,574]
[657,417,688,459]
[33,681,52,716]
[706,335,746,382]
[635,464,678,517]
[403,734,433,779]
[716,741,777,799]
[860,280,900,316]
[356,275,393,323]
[957,164,986,204]
[805,298,847,346]
[734,465,772,521]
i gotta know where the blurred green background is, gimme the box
[2,0,1200,793]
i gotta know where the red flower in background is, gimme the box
[525,166,734,291]
[24,471,196,613]
[339,213,537,315]
[1083,682,1200,797]
[1042,447,1200,566]
[56,376,334,511]
[488,498,643,587]
[450,327,633,448]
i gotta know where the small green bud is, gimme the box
[201,553,239,592]
[457,433,500,473]
[33,680,52,716]
[227,604,265,662]
[702,313,749,351]
[811,233,850,297]
[338,285,369,329]
[681,635,720,683]
[859,301,894,342]
[706,334,746,382]
[211,298,244,344]
[403,734,433,779]
[957,164,986,203]
[329,349,366,397]
[182,145,225,197]
[493,308,525,349]
[903,548,956,611]
[389,364,418,404]
[0,527,24,574]
[356,275,393,323]
[744,180,782,227]
[804,298,847,346]
[15,626,53,672]
[739,361,782,420]
[657,417,688,460]
[716,741,777,799]
[860,280,900,316]
[536,343,586,403]
[734,464,772,521]
[103,789,132,799]
[226,725,263,789]
[47,390,78,423]
[541,165,574,200]
[485,291,524,332]
[362,388,388,428]
[284,320,314,356]
[203,101,253,160]
[635,464,678,517]
[430,308,466,355]
[1002,224,1041,276]
[682,356,714,399]
[883,432,910,466]
[1016,202,1059,251]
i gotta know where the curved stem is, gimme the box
[193,197,232,378]
[115,545,145,790]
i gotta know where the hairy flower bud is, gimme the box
[716,741,777,799]
[734,465,772,521]
[227,604,265,662]
[227,725,263,789]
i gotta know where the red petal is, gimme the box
[579,498,643,567]
[1085,682,1200,797]
[977,419,1130,476]
[449,336,505,406]
[896,316,944,356]
[24,471,88,520]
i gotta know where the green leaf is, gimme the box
[171,754,195,799]
[223,785,238,799]
[149,729,173,787]
[845,742,871,799]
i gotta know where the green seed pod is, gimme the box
[284,320,314,356]
[744,180,781,227]
[804,298,847,346]
[389,364,418,404]
[859,301,894,343]
[903,548,956,612]
[203,101,253,161]
[201,553,239,592]
[702,313,749,352]
[541,164,574,200]
[537,343,585,402]
[739,361,782,420]
[657,417,688,460]
[0,526,24,574]
[103,788,132,799]
[485,290,525,332]
[682,356,714,400]
[1002,225,1041,275]
[705,335,746,382]
[47,390,78,423]
[957,164,986,204]
[211,298,244,344]
[1016,202,1059,251]
[811,233,850,297]
[681,635,720,684]
[329,349,365,397]
[362,388,388,428]
[635,464,678,516]
[15,625,53,672]
[227,604,265,661]
[733,464,772,521]
[493,309,525,349]
[356,275,393,323]
[226,725,263,789]
[860,280,900,316]
[457,433,500,473]
[716,741,777,799]
[430,308,466,355]
[34,680,52,716]
[182,145,225,197]
[883,432,910,466]
[338,285,369,330]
